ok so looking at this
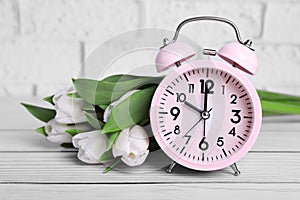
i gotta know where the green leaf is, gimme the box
[81,103,95,111]
[35,126,47,137]
[261,100,300,115]
[99,150,114,162]
[99,104,107,110]
[102,74,140,82]
[67,92,81,98]
[60,143,75,148]
[102,86,156,133]
[73,76,162,106]
[43,95,55,105]
[258,90,300,104]
[21,103,56,122]
[84,111,104,129]
[139,118,150,126]
[65,129,80,137]
[106,131,119,150]
[103,157,122,174]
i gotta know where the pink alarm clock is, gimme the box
[150,16,262,175]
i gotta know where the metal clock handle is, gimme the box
[173,16,244,43]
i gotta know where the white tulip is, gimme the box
[53,86,87,124]
[103,90,139,122]
[112,125,149,166]
[44,119,92,144]
[72,130,107,164]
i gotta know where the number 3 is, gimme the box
[231,109,241,124]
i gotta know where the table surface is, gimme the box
[0,97,300,199]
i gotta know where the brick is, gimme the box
[253,44,300,89]
[84,39,163,79]
[264,3,300,43]
[0,0,19,37]
[148,1,264,47]
[0,39,81,85]
[20,0,140,40]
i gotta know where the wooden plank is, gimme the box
[0,127,299,152]
[0,152,299,183]
[0,130,67,152]
[0,183,299,200]
[252,129,300,152]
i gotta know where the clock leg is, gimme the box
[166,161,176,173]
[230,163,241,176]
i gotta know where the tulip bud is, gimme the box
[53,86,87,124]
[72,131,107,164]
[112,125,149,166]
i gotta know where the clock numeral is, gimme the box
[170,106,180,120]
[176,93,186,102]
[184,134,191,145]
[174,125,180,135]
[200,79,214,94]
[188,83,195,93]
[199,137,209,151]
[217,137,224,147]
[228,127,236,137]
[230,109,241,124]
[221,85,225,95]
[230,94,237,104]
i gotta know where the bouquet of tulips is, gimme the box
[21,74,300,173]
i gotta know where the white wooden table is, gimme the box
[0,97,299,199]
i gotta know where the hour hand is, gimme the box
[184,101,203,113]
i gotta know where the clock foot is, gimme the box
[166,161,176,173]
[230,163,241,176]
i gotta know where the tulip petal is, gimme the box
[72,131,107,164]
[112,125,150,167]
[44,119,72,144]
[55,95,87,124]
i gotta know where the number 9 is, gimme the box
[170,107,180,120]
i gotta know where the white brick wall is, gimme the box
[0,0,19,37]
[0,0,300,97]
[19,0,140,39]
[0,39,81,96]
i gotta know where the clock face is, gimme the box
[150,60,262,171]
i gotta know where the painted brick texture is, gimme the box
[0,0,299,96]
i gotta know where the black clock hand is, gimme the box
[203,85,208,112]
[184,101,213,117]
[184,101,203,113]
[183,117,203,145]
[183,108,212,143]
[203,85,209,137]
[203,119,206,137]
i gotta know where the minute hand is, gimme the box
[203,85,208,111]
